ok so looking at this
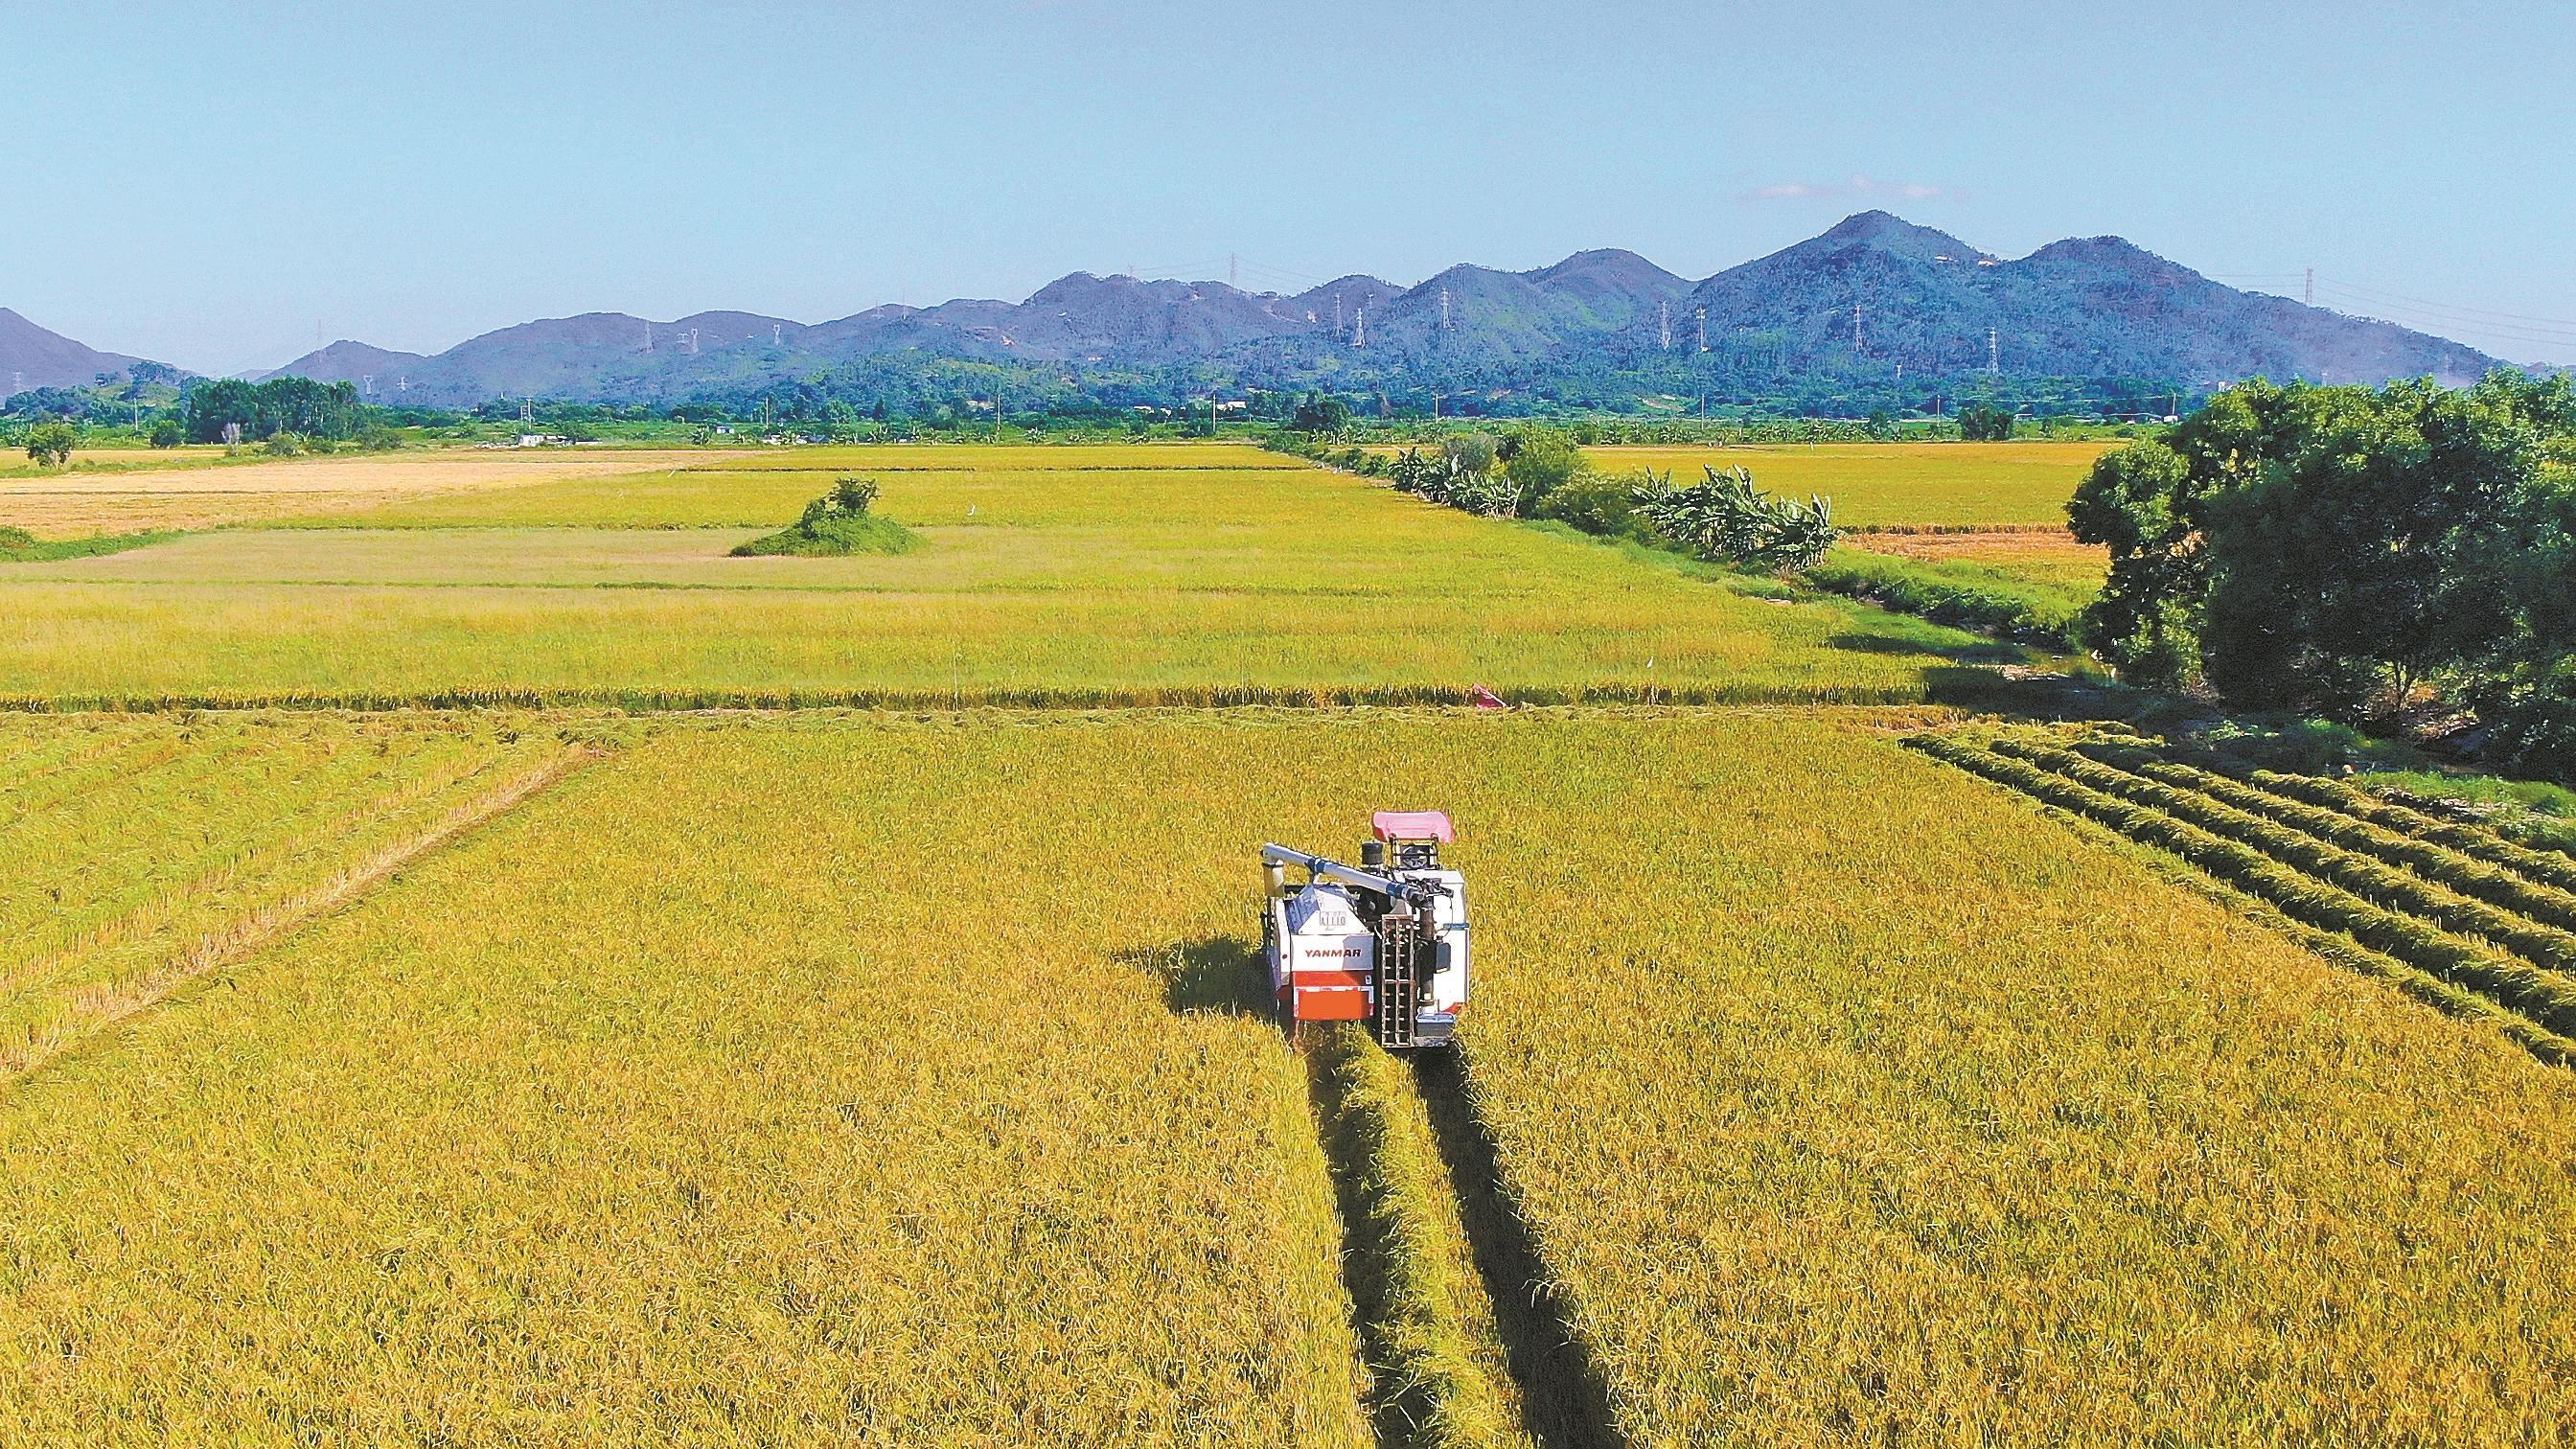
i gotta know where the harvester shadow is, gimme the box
[1410,1049,1627,1449]
[1116,935,1274,1020]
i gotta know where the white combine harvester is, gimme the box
[1260,811,1468,1049]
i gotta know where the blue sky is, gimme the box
[6,0,2571,373]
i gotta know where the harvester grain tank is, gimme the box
[1260,811,1469,1048]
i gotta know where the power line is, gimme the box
[2311,288,2576,349]
[2317,276,2576,329]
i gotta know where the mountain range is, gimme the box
[2,215,2519,410]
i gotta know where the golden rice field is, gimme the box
[1583,440,2111,529]
[0,712,1376,1445]
[9,437,2571,1444]
[0,447,1992,708]
[0,712,581,1080]
[1810,530,2110,644]
[8,710,2574,1445]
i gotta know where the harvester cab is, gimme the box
[1260,811,1468,1049]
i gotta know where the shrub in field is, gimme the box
[730,475,922,557]
[1500,427,1585,506]
[1631,464,1839,572]
[1530,469,1651,539]
[22,422,76,468]
[1441,432,1499,478]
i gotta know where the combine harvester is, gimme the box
[1261,812,1469,1048]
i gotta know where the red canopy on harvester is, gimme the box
[1371,810,1455,844]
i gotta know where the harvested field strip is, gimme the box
[2086,748,2576,934]
[1843,521,2075,537]
[1305,1026,1537,1449]
[2252,770,2576,895]
[1990,739,2576,974]
[1917,736,2576,1042]
[0,744,591,1083]
[1410,1051,1623,1449]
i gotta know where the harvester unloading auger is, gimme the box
[1261,812,1468,1049]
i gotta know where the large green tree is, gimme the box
[2070,374,2576,762]
[23,422,77,468]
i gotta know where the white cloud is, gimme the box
[1740,173,1966,204]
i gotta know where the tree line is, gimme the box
[2073,373,2575,770]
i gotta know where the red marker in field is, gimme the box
[1469,683,1507,711]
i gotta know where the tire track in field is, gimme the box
[0,746,601,1087]
[1300,1022,1625,1449]
[1410,1049,1626,1449]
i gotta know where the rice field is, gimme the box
[0,714,1384,1445]
[0,711,581,1080]
[1918,728,2576,1063]
[0,449,1994,708]
[1434,713,2576,1443]
[1807,531,2108,647]
[8,710,2576,1444]
[1583,441,2111,530]
[9,436,2569,1444]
